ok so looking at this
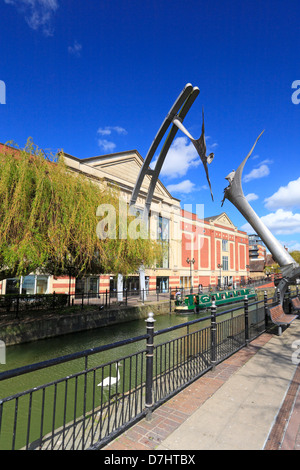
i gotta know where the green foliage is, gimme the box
[0,139,161,280]
[290,251,300,265]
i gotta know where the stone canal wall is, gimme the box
[1,287,277,347]
[0,301,174,347]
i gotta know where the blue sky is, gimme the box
[1,0,300,251]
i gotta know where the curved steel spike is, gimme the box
[130,84,215,222]
[130,83,194,211]
[172,109,214,201]
[221,131,299,304]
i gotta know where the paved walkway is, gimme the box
[103,320,300,451]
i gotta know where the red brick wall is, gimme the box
[52,276,75,295]
[200,237,209,268]
[99,275,110,293]
[230,242,234,270]
[239,245,245,270]
[216,240,221,266]
[182,233,192,266]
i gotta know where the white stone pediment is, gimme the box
[82,151,173,201]
[207,212,236,229]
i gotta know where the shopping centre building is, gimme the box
[0,145,250,296]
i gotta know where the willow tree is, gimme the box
[0,139,161,281]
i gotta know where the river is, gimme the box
[0,303,248,450]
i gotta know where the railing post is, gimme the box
[16,294,19,319]
[244,295,249,346]
[277,289,281,304]
[264,290,269,330]
[210,300,217,370]
[145,311,155,420]
[287,286,291,313]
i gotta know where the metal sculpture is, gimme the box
[221,131,300,304]
[129,83,214,218]
[172,108,214,201]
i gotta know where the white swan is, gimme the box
[97,362,121,387]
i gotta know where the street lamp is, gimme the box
[217,263,223,289]
[246,264,250,284]
[186,257,195,293]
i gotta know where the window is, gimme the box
[36,276,48,294]
[5,275,49,295]
[22,275,35,295]
[222,239,228,251]
[222,256,229,271]
[6,278,20,295]
[75,277,99,297]
[156,276,169,293]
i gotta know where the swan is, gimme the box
[97,362,121,387]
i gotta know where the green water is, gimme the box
[1,312,196,372]
[0,304,247,450]
[0,311,208,450]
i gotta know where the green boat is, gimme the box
[174,287,257,314]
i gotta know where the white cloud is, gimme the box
[4,0,59,36]
[166,179,196,194]
[97,126,127,152]
[97,126,127,136]
[264,177,300,210]
[97,139,116,152]
[241,209,300,235]
[243,164,270,183]
[245,193,259,202]
[151,136,200,179]
[68,40,82,57]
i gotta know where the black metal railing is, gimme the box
[0,276,282,319]
[0,289,297,450]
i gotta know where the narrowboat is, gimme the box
[174,287,257,314]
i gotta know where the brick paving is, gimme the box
[103,333,275,451]
[275,365,300,450]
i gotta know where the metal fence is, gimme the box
[0,276,279,319]
[0,291,296,450]
[0,288,174,319]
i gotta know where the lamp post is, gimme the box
[217,263,223,290]
[246,264,250,284]
[186,257,195,293]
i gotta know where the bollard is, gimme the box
[210,300,217,369]
[145,312,155,420]
[244,295,249,346]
